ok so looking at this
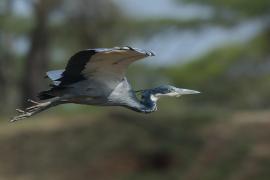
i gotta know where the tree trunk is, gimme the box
[21,0,50,107]
[0,0,14,113]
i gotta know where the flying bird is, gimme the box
[11,47,200,122]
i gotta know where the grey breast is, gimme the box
[106,78,136,106]
[63,79,116,105]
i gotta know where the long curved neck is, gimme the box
[128,91,158,113]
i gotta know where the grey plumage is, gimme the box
[11,46,199,122]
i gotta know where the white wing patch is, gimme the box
[46,70,64,85]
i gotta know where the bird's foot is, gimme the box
[10,109,33,122]
[10,100,51,122]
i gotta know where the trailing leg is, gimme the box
[11,98,61,122]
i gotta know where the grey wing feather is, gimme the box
[57,47,152,87]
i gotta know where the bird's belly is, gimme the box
[68,96,108,106]
[68,80,113,97]
[65,79,128,106]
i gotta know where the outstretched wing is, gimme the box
[57,47,155,87]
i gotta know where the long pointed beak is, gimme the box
[177,88,201,95]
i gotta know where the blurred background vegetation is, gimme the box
[0,0,270,179]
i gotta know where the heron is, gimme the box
[11,47,200,122]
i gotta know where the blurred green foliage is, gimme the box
[183,0,270,17]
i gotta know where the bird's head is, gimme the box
[141,85,200,102]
